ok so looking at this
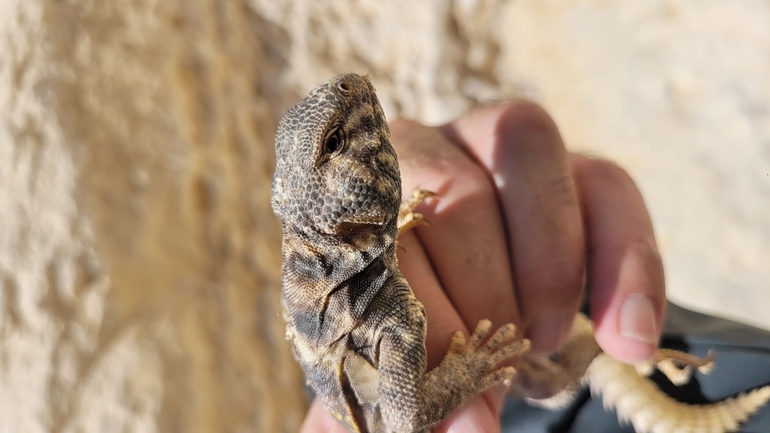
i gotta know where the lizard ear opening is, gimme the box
[337,80,352,93]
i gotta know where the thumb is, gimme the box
[433,387,507,433]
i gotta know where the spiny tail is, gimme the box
[586,353,770,433]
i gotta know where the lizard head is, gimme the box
[272,73,401,237]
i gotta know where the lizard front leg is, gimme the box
[378,301,529,432]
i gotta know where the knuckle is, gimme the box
[394,126,488,192]
[497,100,564,153]
[389,118,423,147]
[626,238,664,273]
[578,157,637,190]
[526,255,586,303]
[502,100,555,131]
[547,168,581,207]
[429,159,498,217]
[457,158,492,190]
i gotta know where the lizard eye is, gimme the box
[325,132,342,154]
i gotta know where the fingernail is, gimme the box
[619,293,659,344]
[446,409,486,433]
[527,309,572,355]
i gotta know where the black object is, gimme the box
[500,301,770,433]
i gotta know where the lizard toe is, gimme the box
[482,322,518,353]
[449,330,468,355]
[487,338,530,367]
[468,319,493,351]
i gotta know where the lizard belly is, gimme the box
[291,332,384,433]
[343,350,380,404]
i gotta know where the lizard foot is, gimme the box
[397,189,439,236]
[440,320,530,390]
[415,321,529,431]
[634,348,714,385]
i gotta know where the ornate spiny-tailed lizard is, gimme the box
[271,73,770,433]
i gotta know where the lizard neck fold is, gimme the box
[280,220,398,305]
[280,221,399,347]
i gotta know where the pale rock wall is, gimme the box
[1,1,304,432]
[1,1,767,432]
[497,1,770,332]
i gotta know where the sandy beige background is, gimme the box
[1,1,768,432]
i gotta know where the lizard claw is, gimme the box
[397,189,439,235]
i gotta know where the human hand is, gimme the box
[301,101,665,433]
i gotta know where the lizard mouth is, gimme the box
[336,221,381,234]
[335,214,386,234]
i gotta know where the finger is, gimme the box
[397,232,506,431]
[433,391,507,433]
[570,155,665,363]
[301,398,347,433]
[390,119,522,335]
[301,388,506,433]
[443,102,585,354]
[397,231,469,368]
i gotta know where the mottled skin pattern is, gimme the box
[272,73,770,433]
[271,74,527,432]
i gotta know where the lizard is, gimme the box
[271,73,770,433]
